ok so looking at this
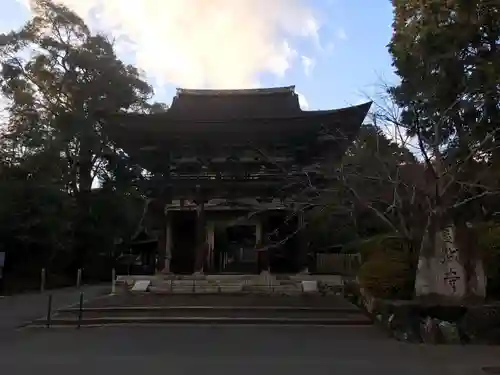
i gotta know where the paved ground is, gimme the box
[0,325,499,374]
[1,288,499,374]
[0,284,109,331]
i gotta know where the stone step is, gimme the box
[32,302,371,327]
[149,285,244,294]
[28,315,373,327]
[57,293,364,310]
[147,284,302,294]
[242,286,301,293]
[153,280,245,287]
[155,280,213,287]
[53,307,369,321]
[59,306,363,314]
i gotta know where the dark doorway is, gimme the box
[266,213,298,273]
[170,211,197,274]
[224,225,257,273]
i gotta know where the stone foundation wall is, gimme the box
[354,285,500,344]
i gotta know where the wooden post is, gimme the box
[258,249,270,274]
[255,221,264,273]
[193,199,207,273]
[40,268,46,293]
[77,292,84,329]
[255,220,269,274]
[111,268,116,295]
[76,268,82,289]
[297,210,309,274]
[162,212,172,274]
[206,221,215,272]
[255,221,262,246]
[46,294,52,328]
[163,168,172,274]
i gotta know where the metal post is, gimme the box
[111,268,116,295]
[76,268,82,289]
[40,268,46,293]
[46,294,53,328]
[77,292,84,329]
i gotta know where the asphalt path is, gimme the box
[0,325,499,374]
[0,284,110,331]
[0,286,499,374]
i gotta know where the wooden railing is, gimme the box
[316,253,362,275]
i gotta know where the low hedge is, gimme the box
[476,223,500,298]
[358,250,415,299]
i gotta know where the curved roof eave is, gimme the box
[100,101,372,123]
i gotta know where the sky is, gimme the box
[0,0,397,111]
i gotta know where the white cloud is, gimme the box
[336,28,347,41]
[297,91,309,110]
[300,55,316,77]
[22,0,320,89]
[325,42,335,53]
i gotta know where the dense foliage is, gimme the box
[0,1,159,289]
[389,0,500,219]
[382,0,500,298]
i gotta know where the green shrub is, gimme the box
[357,251,415,300]
[346,234,412,262]
[476,223,500,298]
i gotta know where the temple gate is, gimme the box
[102,86,370,275]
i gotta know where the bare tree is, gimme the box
[349,83,500,301]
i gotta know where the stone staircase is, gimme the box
[115,273,318,295]
[23,274,370,328]
[28,293,371,327]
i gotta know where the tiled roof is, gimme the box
[168,86,302,120]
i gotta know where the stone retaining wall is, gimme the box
[354,285,500,345]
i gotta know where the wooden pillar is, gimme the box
[162,212,173,274]
[256,220,270,274]
[255,221,262,246]
[155,200,167,274]
[159,166,172,274]
[206,221,215,272]
[193,200,207,273]
[258,250,270,274]
[296,210,309,274]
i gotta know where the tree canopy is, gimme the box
[0,0,161,283]
[387,0,500,299]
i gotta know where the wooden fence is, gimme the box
[315,253,362,275]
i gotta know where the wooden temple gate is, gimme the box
[102,86,371,275]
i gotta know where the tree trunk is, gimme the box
[74,149,93,269]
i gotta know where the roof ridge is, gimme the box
[175,86,296,96]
